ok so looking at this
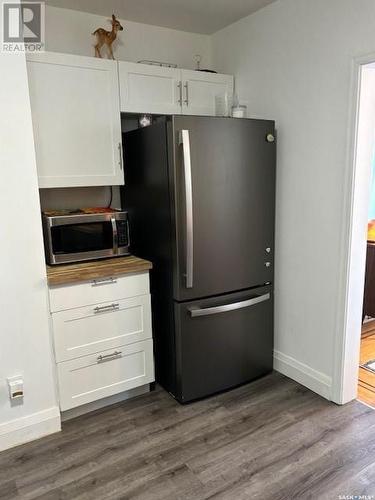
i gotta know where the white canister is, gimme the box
[231,105,247,118]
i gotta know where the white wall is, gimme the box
[212,0,375,401]
[39,186,121,211]
[0,54,60,450]
[45,6,212,70]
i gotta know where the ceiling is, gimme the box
[45,0,277,34]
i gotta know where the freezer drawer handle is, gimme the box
[188,293,271,317]
[179,129,194,288]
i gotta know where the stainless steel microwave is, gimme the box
[42,209,130,265]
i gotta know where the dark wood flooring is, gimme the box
[1,372,375,500]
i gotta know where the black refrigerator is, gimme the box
[121,115,276,403]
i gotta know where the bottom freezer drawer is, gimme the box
[57,339,155,411]
[174,286,273,403]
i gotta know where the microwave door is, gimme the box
[49,219,115,264]
[44,212,130,265]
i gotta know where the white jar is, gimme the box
[231,105,247,118]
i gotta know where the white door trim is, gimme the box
[332,52,375,404]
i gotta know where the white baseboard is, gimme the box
[274,350,332,400]
[0,407,61,452]
[61,384,150,421]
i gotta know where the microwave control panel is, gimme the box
[116,220,129,247]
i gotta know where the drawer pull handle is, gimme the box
[188,293,271,317]
[93,303,120,314]
[91,277,117,287]
[97,351,122,363]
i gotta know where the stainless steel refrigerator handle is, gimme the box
[179,130,193,288]
[188,293,271,317]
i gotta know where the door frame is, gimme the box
[332,52,375,404]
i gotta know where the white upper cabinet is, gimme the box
[118,62,182,115]
[27,52,124,188]
[180,70,234,116]
[119,62,234,116]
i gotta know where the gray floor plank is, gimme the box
[0,372,374,500]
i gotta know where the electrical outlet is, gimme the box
[7,376,24,400]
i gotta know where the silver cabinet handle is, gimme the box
[179,130,193,288]
[177,81,182,105]
[183,82,189,105]
[91,277,117,287]
[188,293,271,317]
[93,303,119,314]
[118,142,123,170]
[97,350,122,363]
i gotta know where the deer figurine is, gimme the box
[92,14,123,60]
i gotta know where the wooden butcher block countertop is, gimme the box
[46,256,152,286]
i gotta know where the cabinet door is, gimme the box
[27,52,123,188]
[118,61,182,114]
[180,70,234,116]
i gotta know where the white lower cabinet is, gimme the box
[49,272,154,411]
[53,295,152,362]
[49,272,150,313]
[58,340,154,411]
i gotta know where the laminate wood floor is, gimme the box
[1,372,375,500]
[358,320,375,407]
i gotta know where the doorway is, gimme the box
[333,58,375,405]
[358,156,375,405]
[358,319,375,406]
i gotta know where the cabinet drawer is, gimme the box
[49,272,150,312]
[57,339,154,411]
[52,295,152,362]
